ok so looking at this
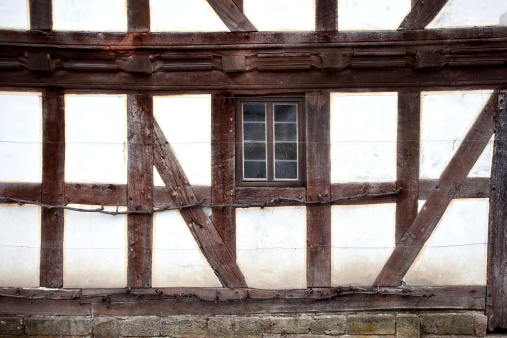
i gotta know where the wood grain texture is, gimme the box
[419,177,490,199]
[0,183,41,201]
[396,92,420,243]
[65,183,127,206]
[330,182,398,205]
[235,187,306,205]
[153,120,247,288]
[211,95,236,259]
[316,0,338,32]
[486,92,507,330]
[127,95,154,288]
[205,0,257,32]
[40,92,65,288]
[29,0,52,31]
[374,91,498,286]
[399,0,449,30]
[306,92,331,287]
[127,0,150,33]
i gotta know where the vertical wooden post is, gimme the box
[306,91,331,287]
[487,92,507,330]
[211,95,236,259]
[316,0,338,32]
[396,92,420,243]
[127,95,154,288]
[29,0,53,31]
[127,0,151,33]
[40,92,65,288]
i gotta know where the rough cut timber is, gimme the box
[127,0,150,33]
[153,120,247,288]
[486,92,507,330]
[205,0,257,32]
[40,92,65,288]
[306,92,331,287]
[127,95,154,288]
[374,91,498,287]
[316,0,338,32]
[29,0,52,31]
[399,0,449,30]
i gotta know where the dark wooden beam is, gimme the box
[419,177,490,199]
[205,0,257,32]
[399,0,449,30]
[396,92,420,243]
[486,92,507,330]
[29,0,52,31]
[127,95,154,288]
[306,92,331,287]
[0,183,41,201]
[40,92,65,288]
[232,0,243,11]
[331,182,398,205]
[153,120,247,288]
[374,91,498,286]
[211,95,237,259]
[316,0,338,32]
[127,0,150,33]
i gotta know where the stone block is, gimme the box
[208,316,262,338]
[0,317,24,335]
[346,314,395,335]
[310,314,346,335]
[161,315,207,337]
[420,313,474,335]
[474,314,488,337]
[263,315,312,334]
[25,316,92,336]
[396,314,420,338]
[93,317,119,338]
[118,316,160,337]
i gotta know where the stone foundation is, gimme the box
[0,312,488,337]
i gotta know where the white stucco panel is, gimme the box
[53,0,127,32]
[338,0,411,31]
[331,204,395,286]
[236,207,306,289]
[0,92,42,183]
[63,205,127,288]
[428,0,507,29]
[244,0,314,31]
[154,95,211,186]
[405,199,489,286]
[0,0,29,30]
[331,93,397,183]
[0,205,40,287]
[151,0,228,32]
[420,91,493,179]
[152,210,221,287]
[65,95,127,184]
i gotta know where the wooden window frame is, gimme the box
[235,96,306,187]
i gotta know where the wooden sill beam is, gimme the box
[399,0,449,30]
[205,0,257,32]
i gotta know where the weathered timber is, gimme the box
[211,95,237,259]
[29,0,52,31]
[330,182,398,205]
[127,95,154,288]
[235,187,306,205]
[153,120,247,288]
[205,0,257,32]
[486,92,507,330]
[399,0,449,30]
[0,182,41,201]
[396,92,420,243]
[419,177,490,200]
[0,287,485,316]
[316,0,338,32]
[154,186,211,208]
[306,92,331,287]
[127,0,150,33]
[374,91,498,286]
[40,92,65,288]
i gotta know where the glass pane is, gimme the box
[244,104,265,121]
[275,161,297,179]
[244,142,266,160]
[275,123,297,141]
[274,104,297,122]
[275,142,297,161]
[244,123,265,141]
[244,160,267,179]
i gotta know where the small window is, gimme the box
[236,96,305,186]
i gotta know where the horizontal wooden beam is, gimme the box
[331,182,398,205]
[419,177,490,199]
[0,286,485,316]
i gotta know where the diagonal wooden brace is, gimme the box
[374,90,498,287]
[153,119,247,288]
[206,0,257,32]
[398,0,449,30]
